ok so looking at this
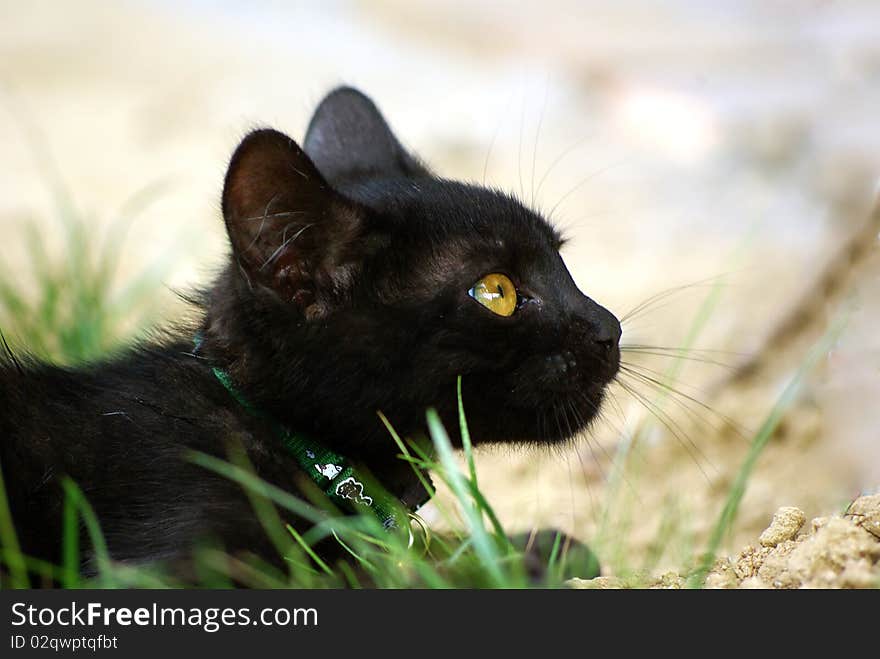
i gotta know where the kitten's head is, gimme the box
[209,87,620,453]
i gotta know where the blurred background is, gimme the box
[1,0,879,573]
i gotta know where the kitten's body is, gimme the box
[0,88,620,577]
[1,341,285,568]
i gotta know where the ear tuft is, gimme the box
[304,86,428,184]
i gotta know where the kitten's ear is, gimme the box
[222,128,368,317]
[304,86,429,183]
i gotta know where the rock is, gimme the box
[757,539,800,588]
[652,571,684,589]
[784,517,880,588]
[733,544,771,580]
[844,494,880,540]
[759,506,806,547]
[641,496,880,589]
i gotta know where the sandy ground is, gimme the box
[2,1,879,586]
[570,494,880,588]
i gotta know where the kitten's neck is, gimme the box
[196,273,433,508]
[197,346,434,512]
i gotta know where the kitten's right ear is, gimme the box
[222,128,367,316]
[304,86,429,183]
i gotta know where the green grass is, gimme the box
[0,163,173,365]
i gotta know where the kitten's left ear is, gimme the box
[304,86,429,183]
[222,128,370,318]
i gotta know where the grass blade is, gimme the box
[427,409,506,587]
[0,458,29,588]
[687,310,850,587]
[61,478,115,587]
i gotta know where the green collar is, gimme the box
[195,337,416,531]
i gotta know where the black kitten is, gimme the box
[0,87,620,578]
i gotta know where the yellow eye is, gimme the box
[468,273,518,317]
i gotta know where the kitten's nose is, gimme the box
[586,303,621,382]
[593,305,622,352]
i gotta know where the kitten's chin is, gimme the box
[538,387,607,444]
[484,385,608,446]
[538,396,602,444]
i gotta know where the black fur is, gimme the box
[0,87,620,577]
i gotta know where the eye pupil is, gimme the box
[496,284,504,297]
